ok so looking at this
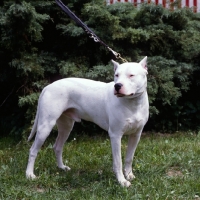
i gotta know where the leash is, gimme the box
[55,0,128,63]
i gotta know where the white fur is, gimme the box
[26,57,149,187]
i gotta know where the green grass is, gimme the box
[0,132,200,200]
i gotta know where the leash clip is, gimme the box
[108,47,128,63]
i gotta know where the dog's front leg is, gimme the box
[110,136,131,187]
[124,132,142,181]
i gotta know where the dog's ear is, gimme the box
[111,60,119,71]
[139,56,148,72]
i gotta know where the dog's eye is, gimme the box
[130,75,134,77]
[115,74,119,77]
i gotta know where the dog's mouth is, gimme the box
[115,93,133,97]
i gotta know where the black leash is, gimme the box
[55,0,127,63]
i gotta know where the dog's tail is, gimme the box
[28,89,45,142]
[28,108,39,142]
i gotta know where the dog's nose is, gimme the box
[114,83,123,92]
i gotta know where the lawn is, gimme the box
[0,132,200,199]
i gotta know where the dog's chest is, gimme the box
[118,94,148,135]
[123,115,145,135]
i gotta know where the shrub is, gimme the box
[0,1,200,136]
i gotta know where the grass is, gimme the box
[0,132,200,199]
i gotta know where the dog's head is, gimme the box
[112,57,148,98]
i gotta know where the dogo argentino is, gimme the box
[26,57,149,187]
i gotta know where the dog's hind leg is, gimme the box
[26,119,56,179]
[53,114,74,171]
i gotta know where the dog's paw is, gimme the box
[26,172,37,179]
[120,180,131,187]
[58,165,71,171]
[125,172,135,181]
[124,169,135,181]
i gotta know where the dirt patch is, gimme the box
[166,167,183,177]
[36,187,45,193]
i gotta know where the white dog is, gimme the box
[26,57,149,187]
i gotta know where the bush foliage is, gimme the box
[0,0,200,136]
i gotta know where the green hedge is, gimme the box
[0,0,200,136]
